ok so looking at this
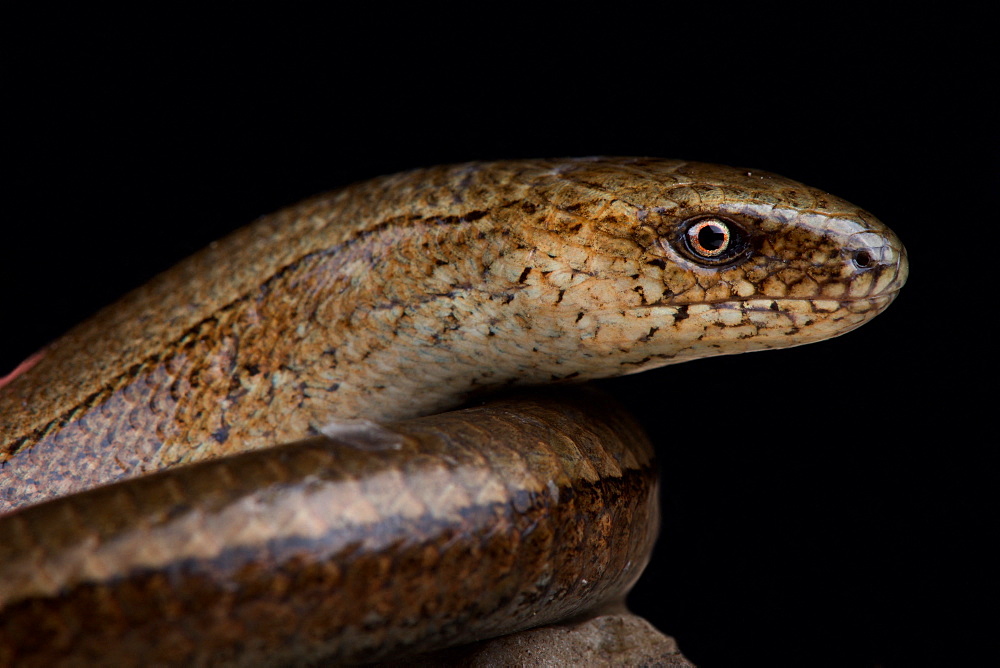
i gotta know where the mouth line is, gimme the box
[639,291,901,311]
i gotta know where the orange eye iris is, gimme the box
[686,219,731,257]
[672,215,751,267]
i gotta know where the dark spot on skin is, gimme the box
[487,330,496,337]
[522,202,537,214]
[245,363,261,375]
[629,273,639,279]
[639,327,658,342]
[568,223,583,232]
[647,259,666,269]
[632,285,647,305]
[674,305,689,322]
[169,377,185,402]
[517,267,532,283]
[227,380,248,400]
[435,259,448,266]
[575,312,584,323]
[461,210,488,222]
[501,293,515,305]
[770,301,779,311]
[5,437,27,459]
[555,290,565,304]
[212,426,229,444]
[328,383,340,391]
[564,203,583,212]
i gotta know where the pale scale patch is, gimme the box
[735,280,756,297]
[848,271,875,298]
[319,419,405,451]
[717,309,745,327]
[874,264,899,294]
[822,282,847,298]
[813,300,842,312]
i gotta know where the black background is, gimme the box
[3,9,993,667]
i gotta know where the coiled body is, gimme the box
[0,158,907,665]
[0,390,658,666]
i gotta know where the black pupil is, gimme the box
[698,224,727,250]
[855,250,872,267]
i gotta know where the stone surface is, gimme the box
[388,610,695,667]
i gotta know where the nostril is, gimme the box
[853,250,873,268]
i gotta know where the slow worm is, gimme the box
[0,158,907,665]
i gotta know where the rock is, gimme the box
[384,610,695,667]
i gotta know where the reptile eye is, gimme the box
[688,219,730,257]
[676,216,750,266]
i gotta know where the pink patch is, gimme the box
[0,350,46,390]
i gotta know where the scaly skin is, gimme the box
[0,158,907,513]
[0,389,659,666]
